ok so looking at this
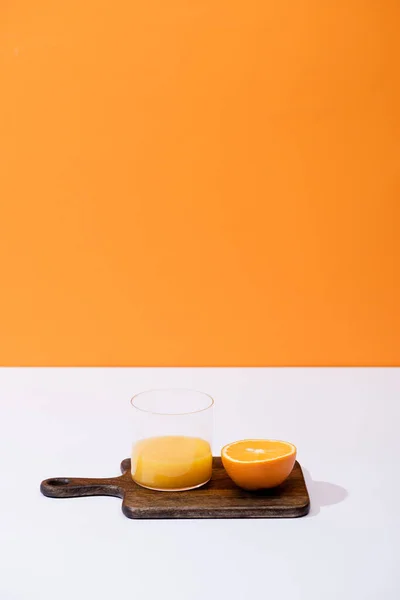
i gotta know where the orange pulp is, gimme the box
[221,439,296,490]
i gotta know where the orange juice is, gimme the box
[131,436,212,491]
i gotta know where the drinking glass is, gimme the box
[130,389,214,491]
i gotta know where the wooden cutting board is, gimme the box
[41,458,310,519]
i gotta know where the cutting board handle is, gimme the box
[40,475,128,499]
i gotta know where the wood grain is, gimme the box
[41,458,310,519]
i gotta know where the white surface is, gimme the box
[1,367,399,600]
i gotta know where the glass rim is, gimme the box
[130,388,214,416]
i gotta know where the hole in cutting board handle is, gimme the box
[47,478,71,486]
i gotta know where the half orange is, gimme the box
[221,439,297,490]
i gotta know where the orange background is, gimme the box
[1,1,399,366]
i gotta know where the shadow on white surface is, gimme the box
[302,468,348,517]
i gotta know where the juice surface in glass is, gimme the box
[131,435,212,491]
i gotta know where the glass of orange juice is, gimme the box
[130,389,214,491]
